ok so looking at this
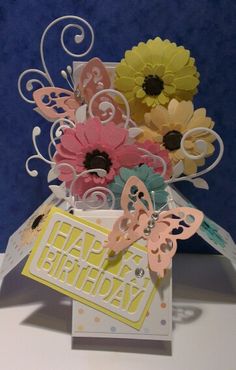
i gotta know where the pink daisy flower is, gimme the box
[136,140,172,179]
[54,117,142,196]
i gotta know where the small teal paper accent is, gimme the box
[200,219,226,248]
[186,200,226,249]
[108,165,168,209]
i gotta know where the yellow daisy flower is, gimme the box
[20,204,52,246]
[115,37,200,124]
[137,99,215,175]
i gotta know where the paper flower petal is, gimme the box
[108,164,167,209]
[115,37,199,124]
[137,99,216,175]
[54,118,142,196]
[60,134,82,153]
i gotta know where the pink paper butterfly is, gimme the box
[106,176,203,277]
[33,57,123,123]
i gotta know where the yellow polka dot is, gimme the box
[94,317,101,323]
[96,218,102,225]
[77,325,84,331]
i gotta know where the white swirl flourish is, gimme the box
[18,69,52,104]
[40,15,94,86]
[48,140,58,161]
[48,118,75,160]
[50,118,75,148]
[81,187,116,210]
[88,89,130,127]
[167,127,224,184]
[50,164,115,210]
[68,168,107,208]
[18,15,94,103]
[25,126,54,177]
[26,118,77,177]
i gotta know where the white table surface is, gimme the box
[0,253,235,370]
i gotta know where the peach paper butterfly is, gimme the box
[33,57,123,123]
[106,176,203,277]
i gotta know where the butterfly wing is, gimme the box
[33,87,78,121]
[147,207,203,277]
[106,176,154,252]
[33,59,124,124]
[79,57,111,102]
[79,58,124,124]
[33,58,108,122]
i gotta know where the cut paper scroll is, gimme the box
[22,207,159,330]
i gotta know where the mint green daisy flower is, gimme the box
[108,164,168,209]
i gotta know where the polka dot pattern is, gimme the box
[70,216,170,338]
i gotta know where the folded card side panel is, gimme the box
[71,210,172,341]
[170,186,236,262]
[0,196,67,280]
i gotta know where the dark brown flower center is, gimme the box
[163,130,183,151]
[142,75,164,96]
[84,149,112,174]
[31,214,44,229]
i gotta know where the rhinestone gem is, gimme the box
[167,239,173,247]
[135,267,145,278]
[143,227,151,236]
[74,89,81,98]
[151,212,159,221]
[148,219,155,228]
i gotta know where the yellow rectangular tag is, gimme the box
[22,207,158,330]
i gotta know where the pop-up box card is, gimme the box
[1,15,236,344]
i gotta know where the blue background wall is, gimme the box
[0,0,235,253]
